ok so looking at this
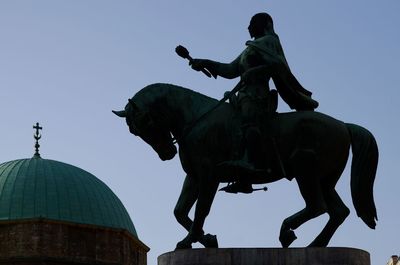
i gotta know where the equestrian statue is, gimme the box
[113,13,378,250]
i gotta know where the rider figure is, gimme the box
[191,12,318,193]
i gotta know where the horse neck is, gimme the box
[146,84,217,140]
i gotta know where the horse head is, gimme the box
[113,99,177,161]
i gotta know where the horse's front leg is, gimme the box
[174,175,198,231]
[174,174,198,249]
[179,160,219,248]
[174,174,218,249]
[189,171,219,246]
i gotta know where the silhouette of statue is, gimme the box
[113,13,378,250]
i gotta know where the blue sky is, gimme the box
[0,1,399,264]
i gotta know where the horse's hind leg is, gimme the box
[308,144,350,247]
[279,175,327,247]
[308,188,350,247]
[279,150,327,247]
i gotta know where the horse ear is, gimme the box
[112,110,126,118]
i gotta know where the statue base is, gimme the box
[158,247,370,265]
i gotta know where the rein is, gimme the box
[176,81,244,143]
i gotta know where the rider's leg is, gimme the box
[240,97,268,171]
[241,124,265,170]
[219,98,267,194]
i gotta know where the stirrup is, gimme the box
[219,182,253,194]
[219,182,268,194]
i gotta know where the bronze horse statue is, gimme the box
[113,83,378,249]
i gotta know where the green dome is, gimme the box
[0,157,137,237]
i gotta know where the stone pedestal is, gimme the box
[158,247,370,265]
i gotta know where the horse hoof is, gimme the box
[279,229,297,248]
[175,240,193,250]
[199,234,218,248]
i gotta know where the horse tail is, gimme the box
[346,123,378,229]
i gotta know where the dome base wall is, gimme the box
[0,219,149,265]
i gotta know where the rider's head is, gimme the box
[248,12,274,39]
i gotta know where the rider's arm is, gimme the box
[191,55,241,79]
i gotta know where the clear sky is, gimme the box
[0,1,399,265]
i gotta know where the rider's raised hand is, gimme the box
[190,59,207,71]
[190,59,217,79]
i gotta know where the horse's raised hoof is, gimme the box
[279,229,297,248]
[199,233,218,248]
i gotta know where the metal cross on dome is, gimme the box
[33,122,42,158]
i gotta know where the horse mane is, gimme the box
[132,83,218,111]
